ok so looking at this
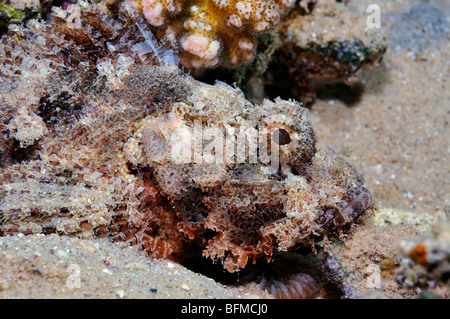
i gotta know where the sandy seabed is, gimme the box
[0,0,448,299]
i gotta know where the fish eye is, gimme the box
[272,128,291,146]
[261,122,299,156]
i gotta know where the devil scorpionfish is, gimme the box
[0,1,373,272]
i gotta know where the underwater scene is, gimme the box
[0,0,448,300]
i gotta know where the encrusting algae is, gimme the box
[0,1,374,273]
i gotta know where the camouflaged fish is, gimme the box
[0,1,373,272]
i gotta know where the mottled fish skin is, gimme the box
[0,1,374,272]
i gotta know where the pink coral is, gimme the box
[128,0,297,68]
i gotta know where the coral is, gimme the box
[254,0,387,103]
[396,222,450,290]
[0,0,41,36]
[0,2,25,20]
[124,0,296,69]
[325,223,421,299]
[325,221,450,298]
[0,1,373,273]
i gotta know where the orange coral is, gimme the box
[127,0,296,68]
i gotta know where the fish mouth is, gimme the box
[314,187,373,229]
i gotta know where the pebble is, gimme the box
[181,284,190,290]
[116,290,125,298]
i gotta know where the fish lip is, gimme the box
[314,187,373,228]
[346,187,373,218]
